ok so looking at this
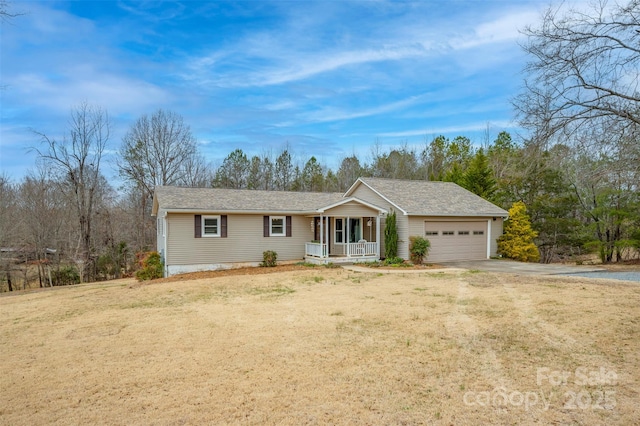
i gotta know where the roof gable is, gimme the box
[347,177,508,217]
[344,178,407,214]
[317,197,387,213]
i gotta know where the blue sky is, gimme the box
[1,0,555,183]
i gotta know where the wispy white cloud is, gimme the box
[378,121,515,138]
[245,46,430,87]
[451,10,539,50]
[301,94,430,124]
[185,43,431,88]
[8,71,169,116]
[183,3,541,90]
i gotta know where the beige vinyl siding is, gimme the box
[166,213,313,265]
[395,213,410,259]
[490,217,503,257]
[332,235,345,256]
[363,217,378,243]
[350,184,385,206]
[324,202,377,218]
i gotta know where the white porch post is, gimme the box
[325,216,330,258]
[320,214,324,258]
[376,214,381,259]
[346,216,350,257]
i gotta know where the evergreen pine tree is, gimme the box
[443,162,465,186]
[384,209,398,258]
[498,201,540,262]
[462,148,497,200]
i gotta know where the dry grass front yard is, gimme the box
[1,268,638,425]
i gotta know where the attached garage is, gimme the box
[424,220,488,262]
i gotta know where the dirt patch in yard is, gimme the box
[1,269,638,425]
[147,262,446,285]
[154,263,317,283]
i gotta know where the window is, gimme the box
[442,231,454,236]
[458,231,470,235]
[425,231,439,236]
[264,216,291,237]
[202,215,220,237]
[473,230,485,235]
[270,216,285,236]
[335,218,344,243]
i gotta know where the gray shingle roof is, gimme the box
[355,177,508,217]
[154,186,345,214]
[154,178,508,218]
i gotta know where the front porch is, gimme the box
[303,207,383,264]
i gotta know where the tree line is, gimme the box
[0,0,638,290]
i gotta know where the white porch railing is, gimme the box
[305,242,327,258]
[305,241,378,258]
[348,241,377,256]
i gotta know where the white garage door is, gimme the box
[424,221,488,262]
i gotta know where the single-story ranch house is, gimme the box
[152,177,508,276]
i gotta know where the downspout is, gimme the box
[487,219,492,259]
[163,211,168,277]
[376,214,381,260]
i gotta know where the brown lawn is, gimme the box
[0,267,638,425]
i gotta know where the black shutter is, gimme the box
[264,216,269,237]
[221,215,227,238]
[286,216,292,237]
[195,215,202,238]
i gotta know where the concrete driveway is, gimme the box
[439,259,605,276]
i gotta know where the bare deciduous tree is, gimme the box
[18,168,69,287]
[0,0,23,21]
[33,102,110,282]
[0,175,19,291]
[118,109,202,198]
[118,109,209,251]
[336,155,363,192]
[516,0,640,139]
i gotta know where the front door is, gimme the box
[349,218,361,243]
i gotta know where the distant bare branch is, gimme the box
[515,0,640,140]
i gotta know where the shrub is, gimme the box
[498,201,540,262]
[52,265,80,286]
[409,236,431,264]
[383,256,405,266]
[261,250,278,267]
[384,209,398,258]
[135,251,164,281]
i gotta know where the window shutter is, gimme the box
[221,215,227,238]
[286,216,292,237]
[195,215,202,238]
[263,216,269,237]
